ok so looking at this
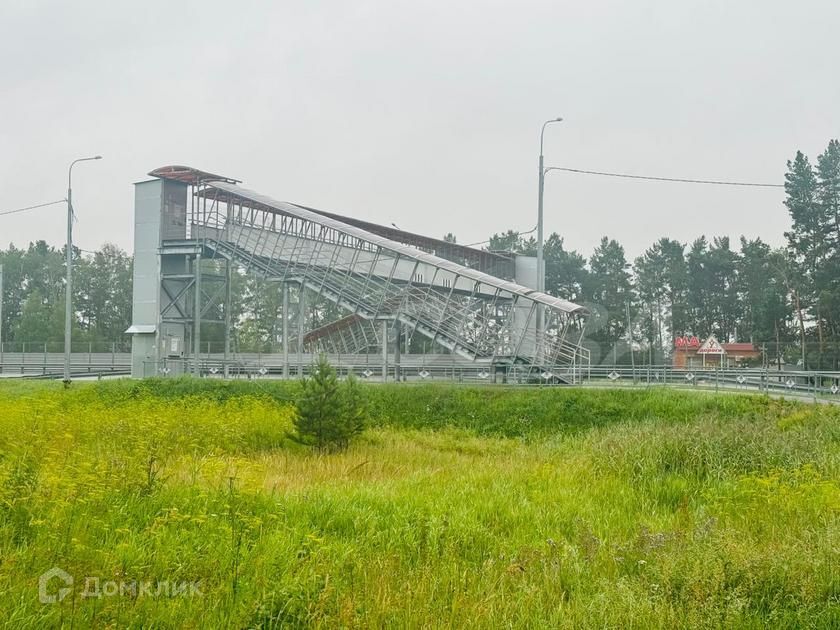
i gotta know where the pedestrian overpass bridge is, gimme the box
[127,165,589,381]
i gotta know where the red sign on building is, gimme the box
[674,336,700,348]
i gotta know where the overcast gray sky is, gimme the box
[1,0,837,259]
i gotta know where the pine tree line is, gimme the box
[483,139,840,368]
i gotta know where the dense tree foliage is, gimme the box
[0,241,131,347]
[486,139,839,368]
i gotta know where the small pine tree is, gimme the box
[294,355,343,451]
[293,355,367,452]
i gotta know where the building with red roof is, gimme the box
[672,335,760,369]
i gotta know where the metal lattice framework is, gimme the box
[150,166,589,379]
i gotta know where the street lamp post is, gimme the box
[64,155,102,384]
[537,117,563,343]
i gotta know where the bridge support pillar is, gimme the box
[297,283,306,376]
[193,252,202,376]
[393,320,401,382]
[224,258,231,379]
[381,320,388,381]
[282,283,289,378]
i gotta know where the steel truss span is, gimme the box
[151,166,589,381]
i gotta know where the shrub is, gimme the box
[293,355,367,451]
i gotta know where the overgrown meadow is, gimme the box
[0,379,838,628]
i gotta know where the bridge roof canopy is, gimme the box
[200,179,587,316]
[149,165,241,185]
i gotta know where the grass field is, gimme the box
[0,379,838,628]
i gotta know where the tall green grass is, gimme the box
[89,377,794,436]
[0,380,837,627]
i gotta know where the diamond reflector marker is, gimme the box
[209,367,219,375]
[477,370,490,380]
[736,375,745,384]
[607,371,620,381]
[159,367,171,375]
[786,379,795,389]
[541,371,554,380]
[418,369,431,379]
[685,372,695,382]
[362,369,374,378]
[832,384,839,395]
[258,367,268,376]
